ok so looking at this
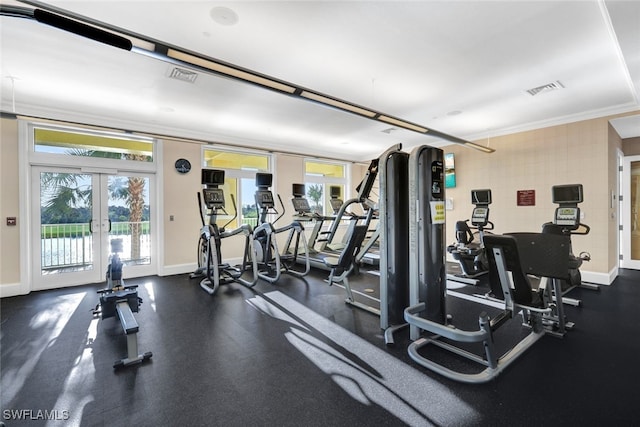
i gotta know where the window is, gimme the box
[203,147,272,228]
[304,159,348,216]
[34,127,154,162]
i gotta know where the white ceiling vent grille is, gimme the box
[526,81,564,96]
[168,67,198,83]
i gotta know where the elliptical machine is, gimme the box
[252,173,310,283]
[190,169,258,295]
[542,184,596,305]
[447,189,494,285]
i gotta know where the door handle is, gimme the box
[107,219,112,232]
[89,219,94,233]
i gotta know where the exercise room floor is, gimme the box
[1,267,639,426]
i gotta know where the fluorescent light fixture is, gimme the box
[464,142,494,153]
[167,49,297,94]
[33,9,132,50]
[4,3,496,154]
[300,91,377,118]
[378,115,429,133]
[130,37,156,52]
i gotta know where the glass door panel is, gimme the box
[107,174,151,268]
[621,157,640,269]
[32,167,101,289]
[31,168,155,290]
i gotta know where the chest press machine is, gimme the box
[403,146,573,383]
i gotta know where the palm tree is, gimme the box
[42,149,149,264]
[307,184,323,214]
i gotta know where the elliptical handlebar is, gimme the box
[221,194,239,231]
[197,192,205,227]
[275,194,286,225]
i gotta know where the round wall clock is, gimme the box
[175,158,191,174]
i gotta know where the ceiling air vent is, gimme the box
[168,67,198,83]
[526,81,564,96]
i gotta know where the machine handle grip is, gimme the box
[572,223,590,235]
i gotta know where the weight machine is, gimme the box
[191,169,258,294]
[403,146,573,383]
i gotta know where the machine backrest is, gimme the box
[484,234,535,305]
[335,225,369,272]
[505,232,570,280]
[454,220,474,245]
[485,233,571,306]
[541,222,566,235]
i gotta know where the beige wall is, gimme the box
[622,137,640,155]
[0,118,20,286]
[1,112,638,294]
[444,114,637,283]
[162,139,203,272]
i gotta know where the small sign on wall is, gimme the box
[517,190,535,206]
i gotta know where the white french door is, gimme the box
[621,155,640,269]
[31,166,155,290]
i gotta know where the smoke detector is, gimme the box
[526,81,564,96]
[168,67,198,83]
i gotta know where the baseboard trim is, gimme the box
[159,263,197,277]
[0,282,29,298]
[581,267,617,286]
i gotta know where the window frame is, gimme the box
[28,123,157,173]
[201,145,273,228]
[303,158,350,216]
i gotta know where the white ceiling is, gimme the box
[1,0,639,161]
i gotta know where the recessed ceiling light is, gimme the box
[210,7,239,26]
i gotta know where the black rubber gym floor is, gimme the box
[1,267,639,426]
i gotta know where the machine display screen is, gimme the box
[292,183,305,197]
[330,186,341,198]
[471,189,491,205]
[201,169,225,186]
[552,184,583,204]
[256,190,275,207]
[203,188,224,207]
[292,198,311,213]
[256,173,273,188]
[471,207,489,225]
[555,207,579,225]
